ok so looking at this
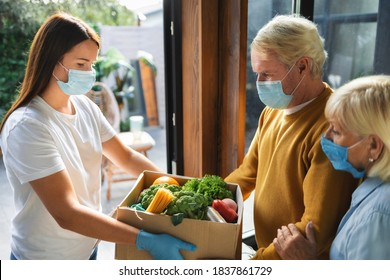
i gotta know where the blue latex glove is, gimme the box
[136,230,196,260]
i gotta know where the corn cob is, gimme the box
[146,188,175,213]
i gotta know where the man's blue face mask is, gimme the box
[256,80,293,109]
[320,135,366,178]
[256,61,305,110]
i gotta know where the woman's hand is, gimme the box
[136,230,196,260]
[273,221,317,260]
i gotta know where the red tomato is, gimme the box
[212,199,238,223]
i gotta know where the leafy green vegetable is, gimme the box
[182,178,200,192]
[171,213,185,226]
[165,191,209,220]
[182,175,233,205]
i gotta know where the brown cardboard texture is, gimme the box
[115,171,243,260]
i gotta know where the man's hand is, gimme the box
[273,221,317,260]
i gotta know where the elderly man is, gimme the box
[226,14,358,260]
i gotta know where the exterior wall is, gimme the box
[100,25,166,127]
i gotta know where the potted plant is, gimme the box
[95,47,135,93]
[94,47,136,131]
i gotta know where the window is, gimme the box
[245,0,386,150]
[245,0,292,150]
[314,0,379,88]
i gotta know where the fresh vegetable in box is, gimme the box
[152,176,180,186]
[165,191,208,220]
[131,175,236,224]
[212,199,238,223]
[182,175,233,206]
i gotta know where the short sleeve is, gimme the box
[5,119,65,184]
[98,111,116,143]
[81,96,116,143]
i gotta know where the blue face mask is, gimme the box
[256,80,293,109]
[320,135,366,178]
[53,62,96,95]
[256,62,304,109]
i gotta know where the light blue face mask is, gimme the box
[256,80,293,109]
[53,62,96,95]
[256,62,304,109]
[320,135,366,178]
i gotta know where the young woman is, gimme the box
[0,12,195,260]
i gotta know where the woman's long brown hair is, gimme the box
[0,12,100,132]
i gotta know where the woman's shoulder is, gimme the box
[374,181,390,204]
[1,103,52,154]
[363,179,390,214]
[4,100,46,132]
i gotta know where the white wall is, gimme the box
[100,25,166,127]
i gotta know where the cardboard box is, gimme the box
[115,170,243,260]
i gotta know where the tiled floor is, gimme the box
[0,126,254,260]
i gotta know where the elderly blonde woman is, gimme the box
[225,14,358,259]
[274,75,390,259]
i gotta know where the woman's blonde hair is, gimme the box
[325,75,390,181]
[251,14,327,78]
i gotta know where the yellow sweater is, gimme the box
[226,84,358,259]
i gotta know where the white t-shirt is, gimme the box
[0,95,116,259]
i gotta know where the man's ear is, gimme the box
[297,57,310,74]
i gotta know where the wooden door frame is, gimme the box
[181,0,248,177]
